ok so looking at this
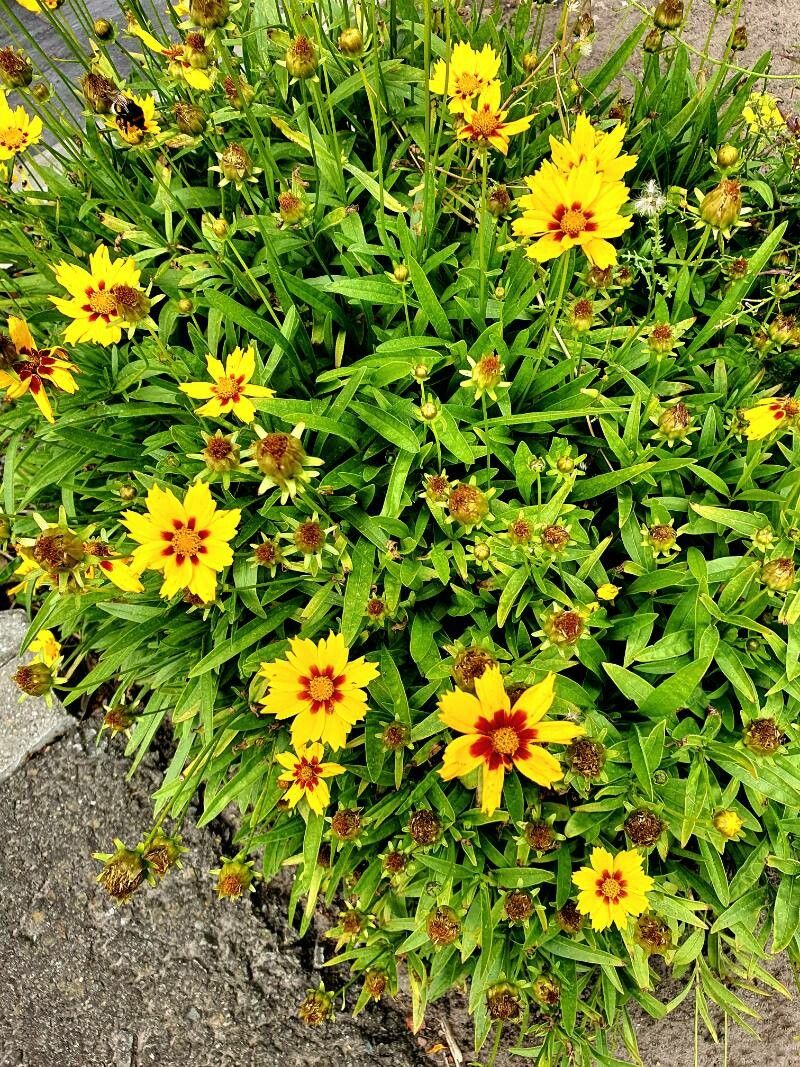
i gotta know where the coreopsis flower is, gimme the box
[457,82,534,155]
[14,0,64,10]
[573,847,653,931]
[742,91,785,134]
[127,20,215,90]
[513,161,633,269]
[121,482,241,603]
[28,629,61,667]
[179,346,274,424]
[0,316,78,423]
[51,245,150,346]
[548,113,637,183]
[596,582,620,602]
[0,90,42,160]
[107,93,161,146]
[428,41,501,115]
[259,632,380,751]
[245,423,323,501]
[459,352,509,402]
[437,667,584,815]
[276,743,345,814]
[740,396,800,440]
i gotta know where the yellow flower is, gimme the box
[742,91,785,134]
[548,113,637,183]
[179,345,275,423]
[0,89,42,160]
[106,93,161,146]
[14,0,63,10]
[429,41,501,115]
[121,482,240,603]
[275,742,345,814]
[573,847,654,931]
[29,629,61,666]
[741,396,800,440]
[437,667,584,815]
[0,316,78,423]
[50,244,147,346]
[513,161,632,268]
[259,632,379,751]
[84,541,144,593]
[127,22,215,91]
[457,82,534,155]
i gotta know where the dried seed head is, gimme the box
[452,646,496,693]
[648,523,677,552]
[658,401,692,439]
[409,809,441,846]
[286,35,318,79]
[331,808,362,841]
[531,975,561,1007]
[525,821,558,853]
[13,662,53,697]
[653,0,684,29]
[215,858,255,900]
[253,431,306,482]
[381,721,409,751]
[102,704,135,735]
[189,0,229,28]
[540,524,571,554]
[96,846,146,904]
[545,608,585,645]
[32,526,85,572]
[82,72,118,114]
[426,906,460,947]
[298,986,334,1027]
[504,889,534,923]
[486,982,521,1021]
[567,737,606,779]
[111,284,150,324]
[143,833,184,878]
[587,265,613,288]
[218,142,254,183]
[760,557,796,593]
[253,538,280,567]
[383,849,407,875]
[624,809,664,847]
[487,185,511,217]
[634,913,672,955]
[203,431,240,472]
[0,47,33,89]
[278,190,307,225]
[174,102,206,136]
[570,297,594,332]
[293,519,326,555]
[554,900,583,933]
[447,483,489,526]
[507,516,534,546]
[743,717,783,756]
[728,25,748,50]
[363,969,387,1001]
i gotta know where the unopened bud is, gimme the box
[286,35,318,79]
[338,27,364,56]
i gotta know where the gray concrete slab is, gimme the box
[0,609,74,786]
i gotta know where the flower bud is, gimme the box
[0,47,33,89]
[743,717,783,756]
[174,101,207,136]
[189,0,229,28]
[177,297,194,315]
[713,809,744,839]
[420,399,439,422]
[338,27,364,56]
[643,28,663,52]
[286,35,318,79]
[699,178,742,233]
[570,297,594,333]
[447,483,489,526]
[32,82,50,102]
[13,661,54,697]
[0,513,10,541]
[93,18,115,41]
[653,0,683,28]
[298,985,334,1027]
[426,905,460,946]
[760,557,795,592]
[596,582,620,601]
[393,263,410,283]
[452,646,496,692]
[211,217,229,239]
[531,975,561,1007]
[716,143,740,169]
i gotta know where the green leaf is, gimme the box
[350,401,419,453]
[341,540,374,644]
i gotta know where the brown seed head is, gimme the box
[504,889,534,923]
[331,808,362,841]
[525,821,558,853]
[554,900,583,933]
[634,913,672,955]
[743,717,783,756]
[452,646,496,692]
[447,483,489,526]
[567,737,606,779]
[426,906,460,946]
[409,809,441,846]
[624,809,664,847]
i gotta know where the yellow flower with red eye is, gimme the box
[29,629,61,667]
[0,89,42,160]
[457,82,534,156]
[84,541,144,594]
[179,345,275,424]
[14,0,63,10]
[50,245,150,347]
[275,743,345,814]
[428,41,501,115]
[548,113,638,184]
[0,316,78,423]
[437,667,584,815]
[121,482,240,603]
[573,846,653,931]
[513,160,632,269]
[741,396,800,441]
[259,632,380,752]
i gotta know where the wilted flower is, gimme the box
[634,914,672,955]
[486,982,521,1021]
[0,47,32,89]
[743,717,783,756]
[426,905,461,946]
[531,975,561,1007]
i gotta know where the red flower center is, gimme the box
[161,515,210,563]
[470,708,538,769]
[549,203,598,241]
[294,756,322,790]
[82,282,118,323]
[596,872,626,901]
[300,666,345,715]
[213,374,245,403]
